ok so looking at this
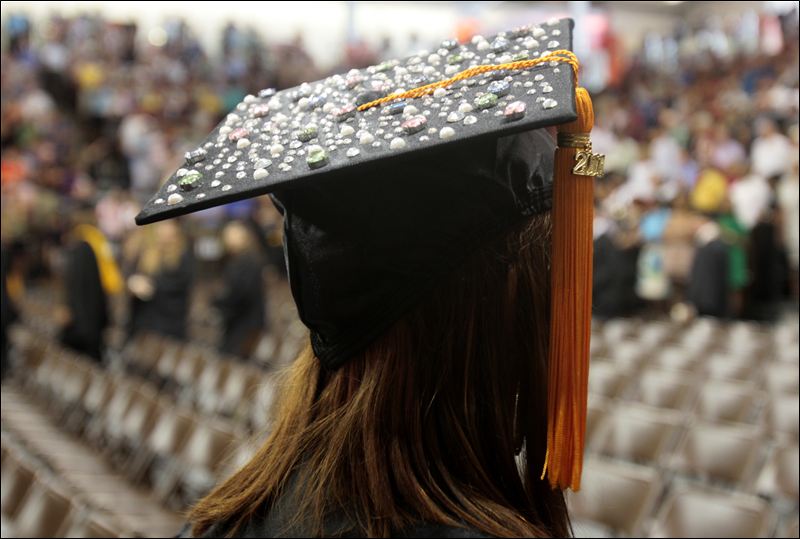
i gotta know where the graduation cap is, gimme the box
[136,17,603,491]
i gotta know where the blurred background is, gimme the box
[0,1,798,538]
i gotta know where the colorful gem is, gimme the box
[401,115,427,135]
[474,93,499,110]
[306,145,329,169]
[228,128,249,141]
[308,94,327,109]
[296,124,318,142]
[504,101,526,121]
[386,101,407,115]
[487,80,510,96]
[178,170,202,191]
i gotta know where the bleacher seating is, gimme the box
[1,304,798,537]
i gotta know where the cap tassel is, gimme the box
[542,87,602,491]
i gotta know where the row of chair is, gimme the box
[14,340,250,513]
[1,440,126,538]
[572,316,799,537]
[1,392,182,538]
[585,396,799,495]
[568,457,799,538]
[588,362,799,440]
[594,317,799,363]
[118,332,282,432]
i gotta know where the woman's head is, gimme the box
[189,212,570,538]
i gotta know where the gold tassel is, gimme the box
[541,87,602,490]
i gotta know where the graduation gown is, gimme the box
[214,252,266,358]
[129,251,194,340]
[60,241,109,361]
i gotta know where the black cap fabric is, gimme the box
[136,18,577,368]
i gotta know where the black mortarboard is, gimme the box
[136,17,604,491]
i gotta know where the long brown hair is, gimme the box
[189,213,570,537]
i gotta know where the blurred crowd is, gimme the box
[1,9,799,371]
[591,12,799,322]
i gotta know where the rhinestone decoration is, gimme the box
[184,149,207,164]
[306,145,329,169]
[487,80,511,96]
[167,193,184,205]
[178,171,202,191]
[401,115,427,135]
[542,98,558,109]
[389,137,407,150]
[386,101,407,115]
[297,124,319,142]
[447,111,464,123]
[252,104,270,118]
[504,100,527,121]
[228,128,249,141]
[474,93,499,110]
[141,18,574,221]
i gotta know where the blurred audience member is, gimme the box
[1,241,20,379]
[124,220,194,340]
[58,208,122,361]
[214,221,266,358]
[688,222,730,318]
[751,117,793,179]
[777,158,799,301]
